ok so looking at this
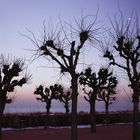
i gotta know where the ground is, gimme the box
[2,124,133,140]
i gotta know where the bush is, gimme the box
[2,111,139,128]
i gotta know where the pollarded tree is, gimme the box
[59,89,72,115]
[98,69,118,125]
[79,67,117,132]
[28,15,99,140]
[0,55,30,138]
[34,84,63,115]
[79,67,104,132]
[103,14,140,140]
[79,67,98,133]
[34,84,63,128]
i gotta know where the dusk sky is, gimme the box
[0,0,140,113]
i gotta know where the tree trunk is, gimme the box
[65,102,69,115]
[45,105,50,128]
[0,100,6,139]
[105,103,109,125]
[90,97,96,133]
[133,97,140,140]
[0,114,2,140]
[71,74,78,140]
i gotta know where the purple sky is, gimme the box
[0,0,140,113]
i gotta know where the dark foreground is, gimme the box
[2,124,133,140]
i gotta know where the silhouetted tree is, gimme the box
[98,69,118,125]
[0,55,29,138]
[28,15,99,140]
[34,84,63,127]
[79,68,98,133]
[79,67,102,132]
[79,67,117,131]
[103,14,140,140]
[34,84,63,115]
[59,89,72,115]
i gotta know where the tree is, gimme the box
[0,55,29,138]
[97,69,118,125]
[34,84,63,127]
[103,14,140,140]
[34,84,63,115]
[79,67,103,132]
[28,15,99,140]
[79,67,117,131]
[79,67,98,132]
[58,89,72,115]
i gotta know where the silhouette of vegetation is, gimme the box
[97,68,118,125]
[103,13,140,140]
[34,84,71,116]
[58,88,72,115]
[0,55,30,138]
[28,14,100,140]
[2,111,137,128]
[79,67,118,131]
[34,84,63,128]
[79,67,103,132]
[79,67,98,133]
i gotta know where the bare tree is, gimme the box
[0,55,30,138]
[79,67,117,131]
[27,15,99,140]
[103,13,140,140]
[97,69,118,125]
[79,67,108,132]
[58,89,72,115]
[34,84,63,115]
[34,84,63,127]
[79,67,98,133]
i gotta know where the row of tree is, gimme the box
[34,84,72,115]
[0,55,117,138]
[31,13,140,140]
[34,67,118,132]
[0,12,139,140]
